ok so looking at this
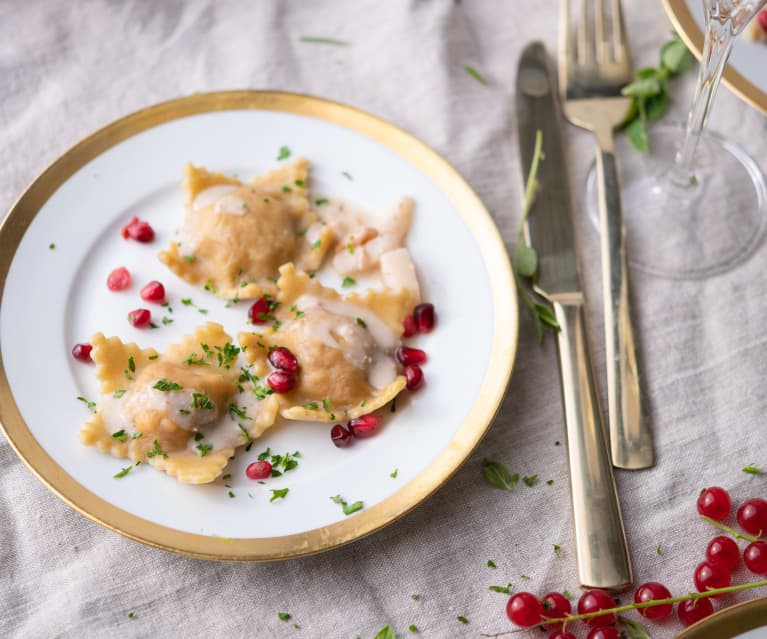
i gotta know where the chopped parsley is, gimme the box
[162,316,173,326]
[342,171,353,180]
[553,544,562,556]
[390,469,398,479]
[127,612,136,619]
[464,64,488,85]
[302,402,319,410]
[113,389,126,398]
[322,397,335,420]
[520,575,531,580]
[270,488,289,502]
[193,432,205,442]
[215,343,240,369]
[487,560,497,569]
[228,490,235,498]
[253,385,273,400]
[341,276,356,288]
[411,594,421,601]
[278,612,291,622]
[204,279,217,293]
[196,443,213,457]
[147,354,159,360]
[310,239,321,250]
[152,378,183,392]
[522,475,538,487]
[49,243,56,250]
[277,146,291,161]
[489,584,513,594]
[409,625,417,633]
[128,355,135,372]
[282,185,292,193]
[181,298,194,306]
[743,464,762,475]
[238,423,252,445]
[656,544,663,556]
[294,179,305,188]
[299,36,352,46]
[147,439,168,459]
[111,429,127,442]
[457,616,469,625]
[183,352,209,366]
[347,242,354,254]
[315,198,329,206]
[546,479,554,486]
[113,465,134,479]
[330,494,364,516]
[355,317,367,329]
[76,396,97,412]
[482,459,518,491]
[228,403,251,420]
[191,392,215,410]
[563,590,573,599]
[183,255,197,263]
[132,431,142,439]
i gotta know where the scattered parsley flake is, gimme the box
[546,479,554,486]
[278,612,291,622]
[282,185,292,193]
[299,36,351,46]
[487,560,497,568]
[253,385,273,400]
[342,171,352,180]
[270,488,289,502]
[193,432,205,442]
[743,464,762,475]
[457,616,469,624]
[128,356,135,372]
[347,242,354,254]
[147,439,168,459]
[113,465,134,479]
[228,403,251,420]
[341,276,356,288]
[522,475,538,487]
[330,494,364,515]
[553,544,562,556]
[311,239,321,250]
[111,429,127,442]
[128,612,137,619]
[132,431,142,439]
[482,459,518,491]
[183,255,197,263]
[555,440,561,446]
[238,424,252,443]
[489,584,513,594]
[464,64,488,85]
[49,243,56,250]
[181,298,194,306]
[76,396,97,412]
[198,308,208,315]
[409,625,418,633]
[390,468,398,479]
[355,317,367,328]
[228,490,235,498]
[196,443,213,457]
[191,392,215,410]
[294,179,304,188]
[315,198,329,206]
[113,389,126,398]
[277,146,291,161]
[162,316,173,325]
[302,402,319,410]
[147,354,158,360]
[215,342,241,369]
[153,378,183,392]
[520,575,531,580]
[563,589,573,599]
[656,543,663,556]
[183,353,208,366]
[411,594,421,601]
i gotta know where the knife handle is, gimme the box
[552,297,633,592]
[595,145,654,469]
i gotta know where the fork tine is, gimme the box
[577,0,594,63]
[594,0,609,63]
[611,0,630,62]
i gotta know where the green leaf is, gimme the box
[464,65,488,86]
[482,459,519,491]
[513,244,538,278]
[661,39,692,74]
[645,90,670,121]
[522,474,538,487]
[277,146,291,160]
[373,625,397,639]
[626,117,649,154]
[278,612,291,621]
[489,584,513,594]
[743,464,762,475]
[534,304,559,330]
[270,488,289,502]
[634,66,660,80]
[619,616,652,639]
[621,76,662,98]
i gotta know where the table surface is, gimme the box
[3,1,767,637]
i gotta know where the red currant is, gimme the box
[107,266,131,291]
[506,592,543,627]
[140,280,165,303]
[737,498,767,537]
[744,540,767,575]
[577,590,616,627]
[248,297,270,324]
[542,592,571,629]
[587,628,619,639]
[677,598,714,626]
[245,460,272,480]
[694,561,731,596]
[634,581,673,620]
[697,486,731,521]
[127,308,151,328]
[706,535,740,571]
[71,343,93,362]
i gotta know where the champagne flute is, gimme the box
[588,0,767,279]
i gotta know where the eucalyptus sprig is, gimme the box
[620,32,694,153]
[513,130,560,342]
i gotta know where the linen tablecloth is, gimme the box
[3,1,767,637]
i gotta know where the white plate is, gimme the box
[665,0,767,114]
[0,92,517,560]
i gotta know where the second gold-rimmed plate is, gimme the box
[0,91,517,560]
[676,597,767,638]
[664,0,767,115]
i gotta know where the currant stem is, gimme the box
[701,515,760,543]
[479,580,767,638]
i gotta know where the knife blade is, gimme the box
[515,41,633,592]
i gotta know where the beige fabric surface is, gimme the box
[3,1,767,637]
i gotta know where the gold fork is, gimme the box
[559,0,653,470]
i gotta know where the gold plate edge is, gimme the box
[674,596,767,638]
[0,90,519,561]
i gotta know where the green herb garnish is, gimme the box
[482,459,518,491]
[457,616,469,625]
[113,389,126,398]
[270,488,289,502]
[111,429,127,442]
[183,255,197,263]
[277,146,291,161]
[196,443,213,457]
[147,439,168,459]
[77,396,97,412]
[743,464,762,475]
[522,475,538,487]
[489,584,513,594]
[330,494,364,516]
[355,317,367,328]
[315,198,328,206]
[114,465,134,479]
[341,276,356,288]
[299,36,351,46]
[464,64,488,85]
[191,392,215,410]
[278,612,291,622]
[487,560,497,568]
[152,378,183,392]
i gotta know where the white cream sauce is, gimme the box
[192,185,239,212]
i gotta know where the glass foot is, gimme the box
[586,122,767,280]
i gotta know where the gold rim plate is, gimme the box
[676,596,767,638]
[0,91,518,561]
[664,0,767,115]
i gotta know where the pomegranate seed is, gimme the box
[395,346,427,366]
[586,629,619,639]
[744,540,767,575]
[348,414,382,438]
[694,560,731,596]
[697,486,731,521]
[577,590,616,627]
[330,424,352,447]
[268,346,299,373]
[505,592,543,627]
[759,10,767,32]
[678,597,714,626]
[121,216,155,242]
[107,266,131,291]
[413,302,435,333]
[542,592,571,629]
[405,364,424,390]
[245,460,272,480]
[248,297,270,324]
[266,371,296,393]
[71,343,93,363]
[634,581,673,620]
[402,314,417,338]
[550,632,577,639]
[706,535,740,571]
[127,308,152,328]
[737,498,767,536]
[140,280,165,303]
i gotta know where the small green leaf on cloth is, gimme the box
[482,459,519,491]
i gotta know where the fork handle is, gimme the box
[594,142,654,469]
[551,297,633,592]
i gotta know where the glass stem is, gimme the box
[669,16,735,188]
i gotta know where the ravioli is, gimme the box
[158,159,334,301]
[239,263,416,423]
[79,323,279,484]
